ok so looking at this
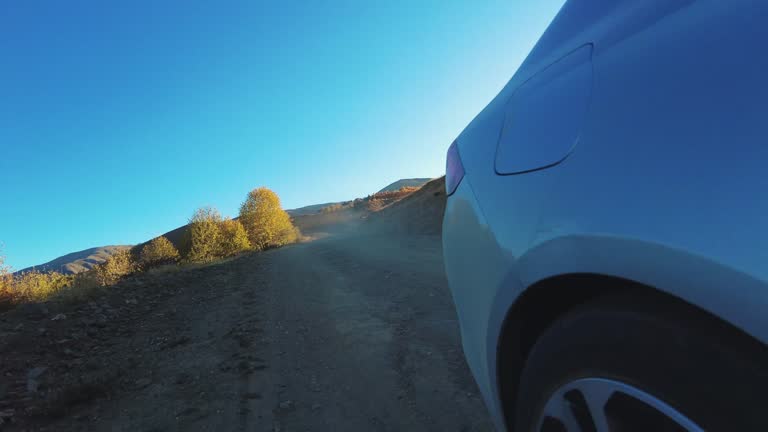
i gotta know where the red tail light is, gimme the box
[446,140,464,196]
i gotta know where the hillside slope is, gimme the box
[287,202,346,216]
[365,177,446,236]
[292,177,446,237]
[288,178,432,216]
[377,178,432,193]
[17,245,133,275]
[291,207,366,238]
[146,224,190,253]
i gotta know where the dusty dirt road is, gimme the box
[1,232,493,431]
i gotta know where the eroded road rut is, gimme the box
[1,234,492,431]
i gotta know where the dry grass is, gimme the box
[0,242,260,311]
[146,264,183,275]
[0,271,73,306]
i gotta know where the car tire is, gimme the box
[513,293,768,432]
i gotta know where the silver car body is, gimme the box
[442,0,768,430]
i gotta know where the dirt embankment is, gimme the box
[364,177,446,236]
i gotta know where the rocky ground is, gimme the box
[0,231,493,431]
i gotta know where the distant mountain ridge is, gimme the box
[377,178,432,193]
[287,178,433,216]
[286,202,345,217]
[17,245,132,275]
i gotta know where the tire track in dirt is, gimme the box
[256,234,493,431]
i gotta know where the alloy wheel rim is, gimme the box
[536,377,703,432]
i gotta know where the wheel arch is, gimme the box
[495,272,765,430]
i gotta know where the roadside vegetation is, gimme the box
[239,187,299,250]
[139,236,181,269]
[313,186,421,214]
[0,186,299,310]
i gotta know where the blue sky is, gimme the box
[0,0,564,269]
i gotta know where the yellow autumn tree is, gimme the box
[0,246,13,305]
[239,187,299,251]
[218,218,251,257]
[94,249,135,286]
[185,206,223,262]
[140,236,180,268]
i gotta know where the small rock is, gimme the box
[51,313,67,321]
[135,378,152,389]
[94,315,108,328]
[27,367,48,393]
[0,408,15,424]
[67,359,84,367]
[175,372,193,385]
[278,400,294,410]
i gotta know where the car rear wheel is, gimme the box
[513,294,768,432]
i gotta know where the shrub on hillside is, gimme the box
[276,224,301,247]
[371,187,419,204]
[0,247,74,305]
[186,206,223,262]
[70,269,101,290]
[319,203,345,213]
[11,270,73,302]
[239,187,300,251]
[218,218,251,257]
[352,186,420,212]
[94,249,135,286]
[366,198,386,212]
[140,236,180,268]
[0,248,13,306]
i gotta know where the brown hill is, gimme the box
[364,177,446,236]
[291,207,367,238]
[291,177,446,237]
[377,178,432,193]
[17,245,133,275]
[286,202,347,216]
[287,178,432,216]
